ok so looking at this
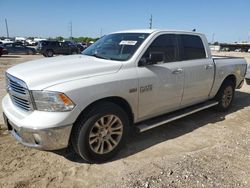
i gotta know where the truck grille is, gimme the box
[6,73,33,111]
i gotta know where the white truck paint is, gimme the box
[2,29,247,162]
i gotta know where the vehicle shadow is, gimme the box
[1,55,21,58]
[54,90,250,163]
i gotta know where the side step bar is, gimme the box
[136,100,218,132]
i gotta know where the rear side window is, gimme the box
[180,35,206,60]
[143,34,178,63]
[50,41,59,46]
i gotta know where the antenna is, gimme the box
[149,15,153,29]
[5,18,9,38]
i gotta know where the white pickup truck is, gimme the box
[2,30,247,163]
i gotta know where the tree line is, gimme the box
[54,36,100,43]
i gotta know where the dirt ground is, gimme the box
[0,52,250,188]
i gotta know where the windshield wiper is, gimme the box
[90,53,110,60]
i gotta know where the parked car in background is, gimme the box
[3,43,36,55]
[76,43,87,52]
[26,39,37,46]
[0,44,9,57]
[0,38,14,44]
[235,48,242,52]
[37,40,80,57]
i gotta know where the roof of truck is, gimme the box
[112,29,203,35]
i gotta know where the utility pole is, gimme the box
[149,14,153,29]
[100,28,102,38]
[211,33,215,44]
[5,18,9,38]
[248,31,250,43]
[69,21,72,40]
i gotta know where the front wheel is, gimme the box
[214,80,235,111]
[71,102,129,163]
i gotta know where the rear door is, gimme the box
[13,44,27,54]
[178,34,214,107]
[137,34,184,120]
[4,43,15,53]
[62,42,71,54]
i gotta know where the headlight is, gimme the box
[32,91,75,112]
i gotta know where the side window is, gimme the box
[180,35,206,60]
[143,34,178,63]
[5,44,12,48]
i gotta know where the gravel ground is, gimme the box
[0,52,250,188]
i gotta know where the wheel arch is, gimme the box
[222,74,236,87]
[74,96,134,126]
[214,74,236,98]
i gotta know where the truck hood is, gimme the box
[7,55,122,90]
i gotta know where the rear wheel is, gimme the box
[28,49,34,55]
[214,80,235,111]
[71,102,129,163]
[46,50,54,57]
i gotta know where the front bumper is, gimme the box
[2,94,74,150]
[3,113,72,150]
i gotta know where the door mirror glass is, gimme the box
[149,52,164,64]
[139,51,164,66]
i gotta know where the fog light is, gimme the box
[33,134,42,145]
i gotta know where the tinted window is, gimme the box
[143,34,178,63]
[50,41,59,46]
[180,35,206,60]
[4,43,13,48]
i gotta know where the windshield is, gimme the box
[82,33,149,61]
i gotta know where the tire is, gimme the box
[28,50,34,55]
[46,50,54,57]
[71,102,129,163]
[214,80,235,111]
[43,53,47,57]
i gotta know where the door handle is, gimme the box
[172,68,183,74]
[205,64,213,70]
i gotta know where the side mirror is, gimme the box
[139,51,164,67]
[149,52,164,64]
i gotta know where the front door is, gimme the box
[137,34,184,121]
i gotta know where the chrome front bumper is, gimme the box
[3,113,73,150]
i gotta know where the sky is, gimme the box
[0,0,250,43]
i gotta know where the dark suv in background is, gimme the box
[37,41,80,57]
[0,45,9,57]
